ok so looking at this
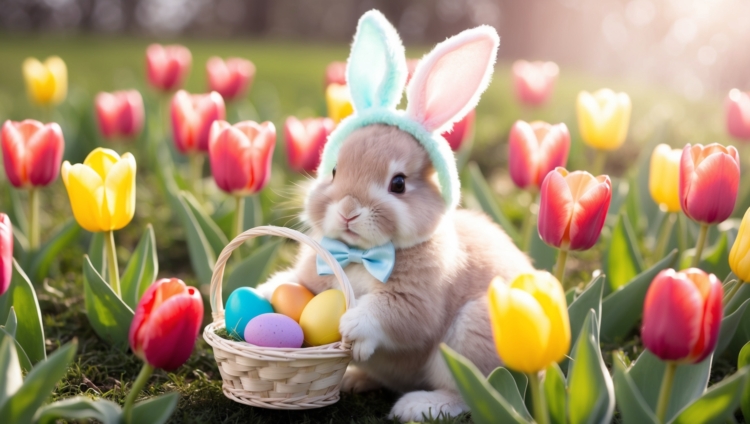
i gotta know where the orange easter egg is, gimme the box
[271,283,315,322]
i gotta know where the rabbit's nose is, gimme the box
[338,195,362,219]
[339,212,361,223]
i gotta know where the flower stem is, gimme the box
[528,372,549,424]
[189,153,204,203]
[554,249,569,287]
[105,230,121,297]
[122,362,154,424]
[234,196,245,261]
[28,187,40,251]
[592,149,607,176]
[676,213,687,256]
[655,362,677,424]
[725,279,744,307]
[521,194,538,252]
[653,212,676,264]
[692,224,709,268]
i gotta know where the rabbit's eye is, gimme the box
[332,166,336,179]
[390,174,406,194]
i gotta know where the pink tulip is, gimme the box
[145,44,192,92]
[171,90,226,154]
[0,214,11,297]
[538,168,611,251]
[508,120,570,190]
[95,90,145,140]
[209,120,276,196]
[325,61,347,87]
[642,268,723,363]
[679,143,740,225]
[726,89,750,141]
[206,57,255,101]
[441,109,475,152]
[284,117,334,173]
[512,60,559,107]
[1,119,65,188]
[129,278,203,371]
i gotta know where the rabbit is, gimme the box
[256,10,534,422]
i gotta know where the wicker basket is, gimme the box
[203,226,356,410]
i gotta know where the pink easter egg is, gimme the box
[243,313,304,348]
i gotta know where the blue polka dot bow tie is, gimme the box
[316,237,396,283]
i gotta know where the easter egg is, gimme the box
[271,283,315,322]
[244,313,304,348]
[225,287,274,340]
[299,289,346,346]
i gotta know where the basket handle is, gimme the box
[209,226,356,322]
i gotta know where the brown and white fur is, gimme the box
[256,124,533,421]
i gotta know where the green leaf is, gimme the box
[565,287,577,306]
[724,284,750,361]
[0,260,46,364]
[739,342,750,421]
[182,191,228,257]
[131,392,179,424]
[0,328,31,372]
[34,397,122,424]
[4,307,17,337]
[440,344,530,424]
[0,334,23,410]
[120,224,159,309]
[544,362,567,424]
[528,221,557,272]
[568,275,604,348]
[0,341,77,424]
[612,352,658,424]
[466,163,520,244]
[87,232,106,276]
[628,350,711,422]
[672,367,748,424]
[716,299,750,357]
[83,255,134,350]
[29,219,80,282]
[174,192,216,286]
[604,212,644,291]
[244,195,263,231]
[224,240,280,303]
[600,249,678,342]
[567,309,614,424]
[8,188,28,237]
[487,367,532,420]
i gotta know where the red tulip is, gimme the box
[284,117,334,173]
[325,61,347,87]
[129,278,203,371]
[209,120,276,196]
[726,89,750,141]
[206,57,255,101]
[679,143,740,225]
[145,44,192,92]
[538,168,611,251]
[441,109,475,152]
[1,119,65,188]
[95,90,144,140]
[171,90,226,154]
[0,214,11,297]
[512,60,559,107]
[406,59,420,84]
[509,120,570,189]
[642,268,723,363]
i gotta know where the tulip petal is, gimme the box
[730,208,750,281]
[44,56,67,105]
[23,58,55,105]
[104,153,136,231]
[84,148,121,181]
[26,123,64,187]
[0,214,12,297]
[649,144,681,213]
[210,127,251,194]
[684,152,740,224]
[1,120,29,187]
[64,164,105,232]
[535,123,570,187]
[568,176,611,251]
[689,275,723,362]
[508,121,539,189]
[538,169,573,248]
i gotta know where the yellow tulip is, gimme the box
[649,144,681,213]
[23,56,67,106]
[730,208,750,282]
[577,89,631,151]
[61,148,136,233]
[488,272,570,374]
[326,83,354,123]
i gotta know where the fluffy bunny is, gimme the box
[256,10,534,421]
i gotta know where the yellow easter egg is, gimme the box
[271,283,315,322]
[299,289,346,346]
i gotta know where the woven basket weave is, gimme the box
[203,226,356,410]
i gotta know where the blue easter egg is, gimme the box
[225,287,274,340]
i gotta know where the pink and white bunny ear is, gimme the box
[346,10,408,113]
[406,26,499,133]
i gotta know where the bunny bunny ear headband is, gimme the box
[318,9,500,210]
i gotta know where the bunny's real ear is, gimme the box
[346,10,408,112]
[406,26,499,133]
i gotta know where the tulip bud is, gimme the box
[577,89,631,151]
[488,272,570,374]
[441,109,476,152]
[508,120,570,190]
[512,60,559,107]
[22,56,67,106]
[206,57,255,101]
[95,90,145,141]
[61,148,136,233]
[129,278,203,371]
[284,117,334,173]
[145,44,192,92]
[326,84,354,123]
[0,214,12,297]
[538,168,612,251]
[648,144,681,213]
[171,90,226,154]
[1,120,65,188]
[209,120,276,196]
[730,208,750,282]
[325,61,347,87]
[726,89,750,141]
[642,268,723,363]
[679,143,740,225]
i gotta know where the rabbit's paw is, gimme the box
[388,390,467,422]
[339,304,383,362]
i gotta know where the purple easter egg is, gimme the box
[243,313,304,348]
